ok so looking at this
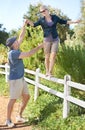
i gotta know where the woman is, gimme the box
[27,5,80,77]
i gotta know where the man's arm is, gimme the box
[19,43,43,59]
[17,20,28,45]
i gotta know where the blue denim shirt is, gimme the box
[34,14,67,39]
[8,50,24,80]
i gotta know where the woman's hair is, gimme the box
[40,5,48,11]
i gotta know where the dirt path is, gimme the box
[0,96,32,130]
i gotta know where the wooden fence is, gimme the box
[0,63,85,118]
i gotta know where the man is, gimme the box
[5,20,43,127]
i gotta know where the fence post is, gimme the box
[5,63,9,82]
[34,68,40,101]
[63,75,71,118]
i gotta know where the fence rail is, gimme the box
[0,63,85,118]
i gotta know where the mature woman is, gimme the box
[27,5,80,77]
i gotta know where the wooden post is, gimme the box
[34,68,40,101]
[5,63,9,82]
[63,75,71,118]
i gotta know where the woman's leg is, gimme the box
[45,53,50,76]
[44,41,51,76]
[49,52,56,76]
[49,38,59,76]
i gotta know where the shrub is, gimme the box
[0,44,8,64]
[57,43,85,84]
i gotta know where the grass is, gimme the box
[0,74,85,130]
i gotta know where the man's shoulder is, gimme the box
[8,50,21,57]
[9,49,20,54]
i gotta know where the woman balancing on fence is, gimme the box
[27,5,80,77]
[5,20,43,128]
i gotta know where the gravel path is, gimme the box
[0,96,32,130]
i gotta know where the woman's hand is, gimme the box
[67,19,81,24]
[26,19,34,26]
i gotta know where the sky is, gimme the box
[0,0,81,32]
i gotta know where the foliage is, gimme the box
[0,24,9,45]
[20,26,44,71]
[73,0,85,43]
[57,43,85,83]
[0,75,9,96]
[0,44,8,64]
[9,29,19,37]
[24,4,41,21]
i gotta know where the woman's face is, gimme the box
[40,6,49,16]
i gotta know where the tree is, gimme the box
[74,0,85,43]
[0,24,9,45]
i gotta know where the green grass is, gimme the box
[0,75,85,130]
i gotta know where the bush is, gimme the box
[20,26,44,71]
[57,44,85,84]
[0,44,8,64]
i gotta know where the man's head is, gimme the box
[6,36,19,50]
[6,36,17,47]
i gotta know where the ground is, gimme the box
[0,96,32,130]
